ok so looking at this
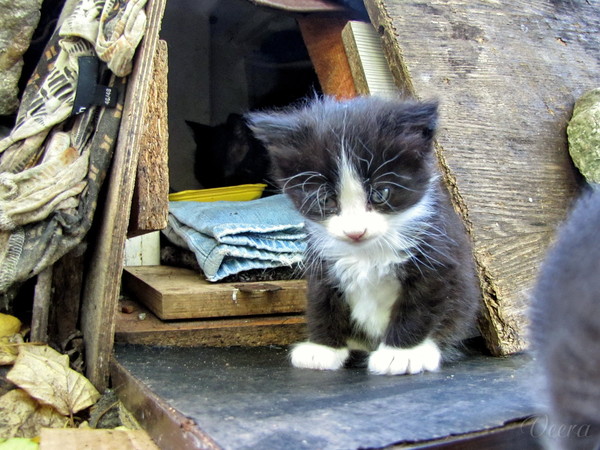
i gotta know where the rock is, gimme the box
[0,0,43,115]
[567,88,600,184]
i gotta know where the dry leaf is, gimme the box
[17,404,65,439]
[0,389,64,440]
[0,334,24,366]
[0,437,39,449]
[6,347,100,416]
[0,314,21,337]
[16,346,68,367]
[0,314,24,366]
[0,390,37,439]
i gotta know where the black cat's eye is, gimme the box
[370,187,391,205]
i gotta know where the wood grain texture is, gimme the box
[298,15,358,99]
[365,0,598,354]
[250,0,344,12]
[80,0,167,391]
[123,265,306,320]
[40,428,159,450]
[31,266,53,343]
[48,246,85,346]
[115,297,306,347]
[111,360,222,450]
[129,39,170,238]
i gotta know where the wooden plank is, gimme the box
[123,265,307,320]
[364,0,595,354]
[298,15,358,99]
[413,420,539,450]
[115,297,306,347]
[48,246,85,346]
[111,359,222,450]
[251,0,344,12]
[129,39,169,238]
[40,428,159,450]
[31,267,53,343]
[80,0,167,391]
[341,20,397,98]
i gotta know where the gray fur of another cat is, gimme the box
[530,189,600,449]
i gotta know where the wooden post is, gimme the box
[31,267,53,343]
[80,0,167,391]
[298,15,358,99]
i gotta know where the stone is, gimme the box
[0,0,43,115]
[567,88,600,184]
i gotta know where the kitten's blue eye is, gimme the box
[370,187,391,205]
[317,192,338,212]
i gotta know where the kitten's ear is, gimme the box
[385,100,439,142]
[408,100,439,140]
[245,111,306,186]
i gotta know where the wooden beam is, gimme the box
[48,246,85,346]
[251,0,344,13]
[129,39,169,238]
[115,296,306,348]
[31,267,53,343]
[364,0,590,354]
[80,0,167,391]
[298,15,357,99]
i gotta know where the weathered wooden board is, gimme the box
[115,297,306,347]
[365,0,599,354]
[251,0,344,12]
[111,359,222,450]
[123,265,306,320]
[298,15,358,99]
[129,39,170,238]
[40,428,159,450]
[80,0,167,391]
[49,246,85,346]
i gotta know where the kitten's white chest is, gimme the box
[333,257,401,341]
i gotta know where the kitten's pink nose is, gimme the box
[344,229,367,242]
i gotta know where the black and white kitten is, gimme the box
[248,96,480,375]
[530,189,600,449]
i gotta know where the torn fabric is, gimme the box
[0,0,147,293]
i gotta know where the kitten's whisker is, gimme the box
[283,181,323,191]
[383,180,419,193]
[280,171,325,192]
[354,136,375,170]
[372,146,404,177]
[375,171,413,181]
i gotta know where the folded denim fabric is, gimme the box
[164,194,306,281]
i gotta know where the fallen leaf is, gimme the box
[0,437,39,449]
[6,347,100,416]
[0,314,21,337]
[0,335,24,366]
[0,390,37,439]
[0,390,64,440]
[17,404,65,439]
[16,346,68,367]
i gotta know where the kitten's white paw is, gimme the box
[290,342,349,371]
[368,339,441,375]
